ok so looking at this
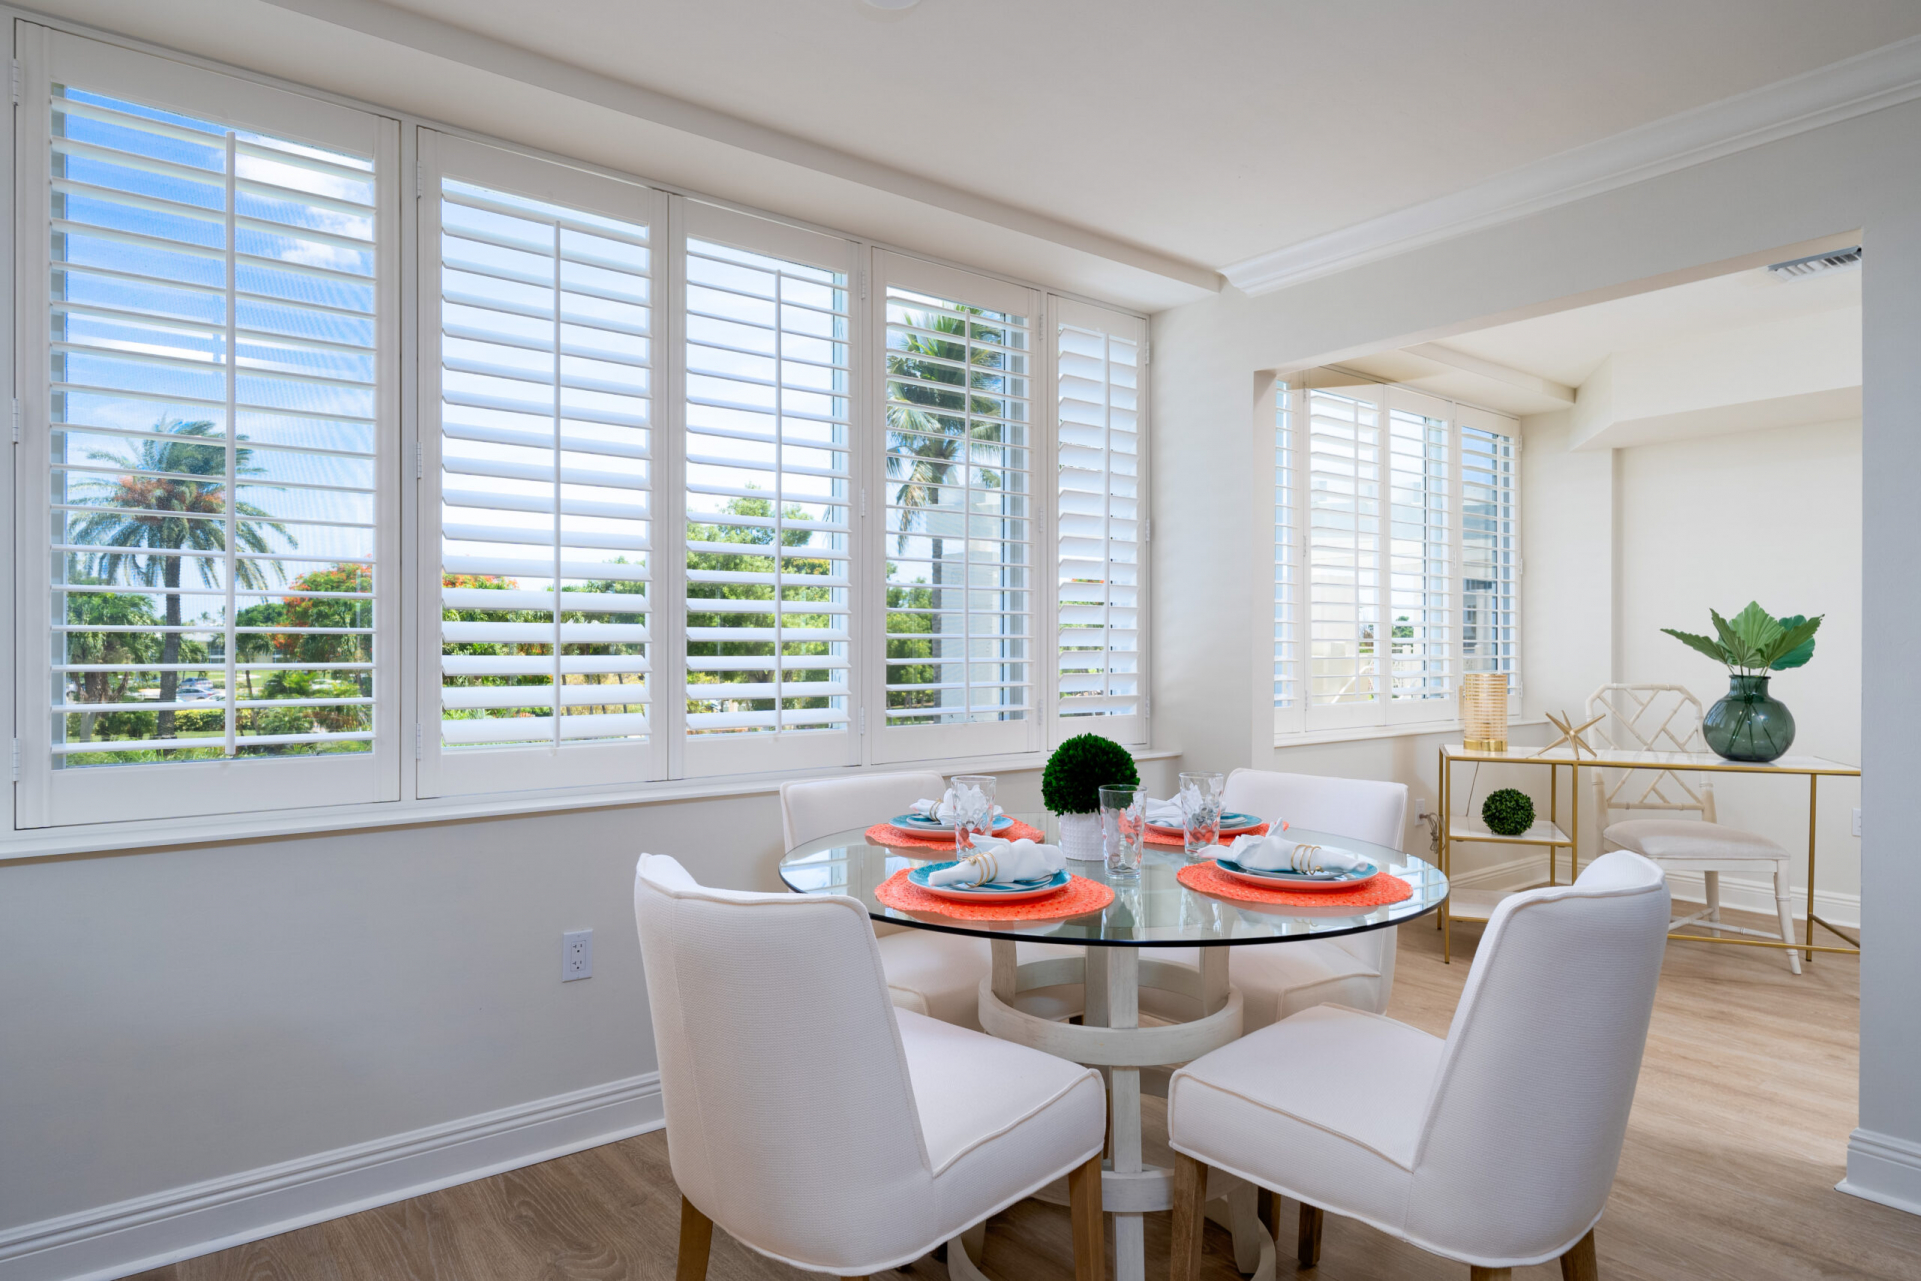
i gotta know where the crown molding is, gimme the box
[1224,34,1921,297]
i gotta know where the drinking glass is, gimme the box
[1179,770,1226,857]
[1099,784,1146,878]
[949,774,997,852]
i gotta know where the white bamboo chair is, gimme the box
[1586,683,1800,974]
[1168,851,1671,1281]
[780,773,1078,1030]
[635,854,1107,1281]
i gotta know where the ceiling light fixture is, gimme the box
[1766,247,1862,280]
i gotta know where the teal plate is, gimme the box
[908,862,1070,903]
[1215,856,1379,892]
[893,812,1015,832]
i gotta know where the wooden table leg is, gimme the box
[1099,946,1145,1281]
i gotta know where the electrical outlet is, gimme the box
[1851,808,1862,838]
[562,929,593,981]
[1414,796,1432,820]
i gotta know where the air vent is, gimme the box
[1767,247,1862,280]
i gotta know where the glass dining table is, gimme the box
[779,813,1448,1281]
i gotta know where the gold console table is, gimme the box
[1438,743,1860,964]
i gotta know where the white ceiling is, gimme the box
[366,0,1921,270]
[1442,263,1863,389]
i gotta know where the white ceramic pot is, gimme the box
[1057,811,1104,862]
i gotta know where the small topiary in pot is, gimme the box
[1481,787,1536,837]
[1044,733,1140,862]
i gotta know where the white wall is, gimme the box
[1149,97,1921,1215]
[0,757,1178,1279]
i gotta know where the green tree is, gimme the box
[685,494,836,730]
[65,418,292,738]
[60,585,160,742]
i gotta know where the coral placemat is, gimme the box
[1176,860,1413,908]
[873,868,1114,921]
[864,818,1045,849]
[1143,822,1269,850]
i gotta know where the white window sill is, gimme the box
[0,745,1183,862]
[1274,717,1547,750]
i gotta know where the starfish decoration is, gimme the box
[1534,710,1605,760]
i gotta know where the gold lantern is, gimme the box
[1460,673,1509,752]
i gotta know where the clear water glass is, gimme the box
[1179,770,1226,858]
[949,774,997,852]
[1099,785,1146,878]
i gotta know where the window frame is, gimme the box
[1273,369,1521,740]
[13,24,402,828]
[4,19,1153,842]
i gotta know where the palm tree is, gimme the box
[65,418,292,738]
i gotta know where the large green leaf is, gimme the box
[1728,601,1785,663]
[1767,613,1822,670]
[1710,608,1759,670]
[1662,627,1732,666]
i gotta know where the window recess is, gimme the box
[415,131,665,797]
[15,26,399,827]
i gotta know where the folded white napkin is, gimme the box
[1227,829,1367,875]
[910,786,1003,826]
[1144,797,1186,826]
[928,837,1066,887]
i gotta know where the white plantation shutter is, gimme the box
[16,28,398,827]
[1305,381,1383,726]
[1054,298,1144,743]
[680,204,857,774]
[1274,382,1297,708]
[1277,373,1518,736]
[1458,403,1519,686]
[418,134,664,796]
[874,254,1039,761]
[1386,399,1450,712]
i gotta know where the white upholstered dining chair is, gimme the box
[1153,770,1407,1030]
[1168,850,1670,1281]
[1586,683,1801,974]
[635,854,1107,1281]
[780,772,1078,1030]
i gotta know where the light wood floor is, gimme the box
[132,910,1918,1281]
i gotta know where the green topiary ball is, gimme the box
[1481,787,1536,837]
[1042,733,1140,814]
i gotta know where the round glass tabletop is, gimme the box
[777,812,1447,947]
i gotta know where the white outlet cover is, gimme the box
[1851,808,1862,837]
[563,929,593,981]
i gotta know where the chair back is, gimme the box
[1222,770,1407,978]
[1404,851,1669,1262]
[1222,769,1408,852]
[633,854,932,1262]
[780,770,949,850]
[1586,683,1716,826]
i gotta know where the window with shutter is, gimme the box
[1276,373,1517,737]
[681,205,858,775]
[1054,299,1144,743]
[1459,407,1518,684]
[16,28,398,826]
[874,254,1038,761]
[417,134,664,797]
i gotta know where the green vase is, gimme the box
[1702,674,1795,762]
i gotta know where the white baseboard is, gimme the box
[1838,1128,1921,1217]
[0,1072,663,1281]
[1441,851,1861,931]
